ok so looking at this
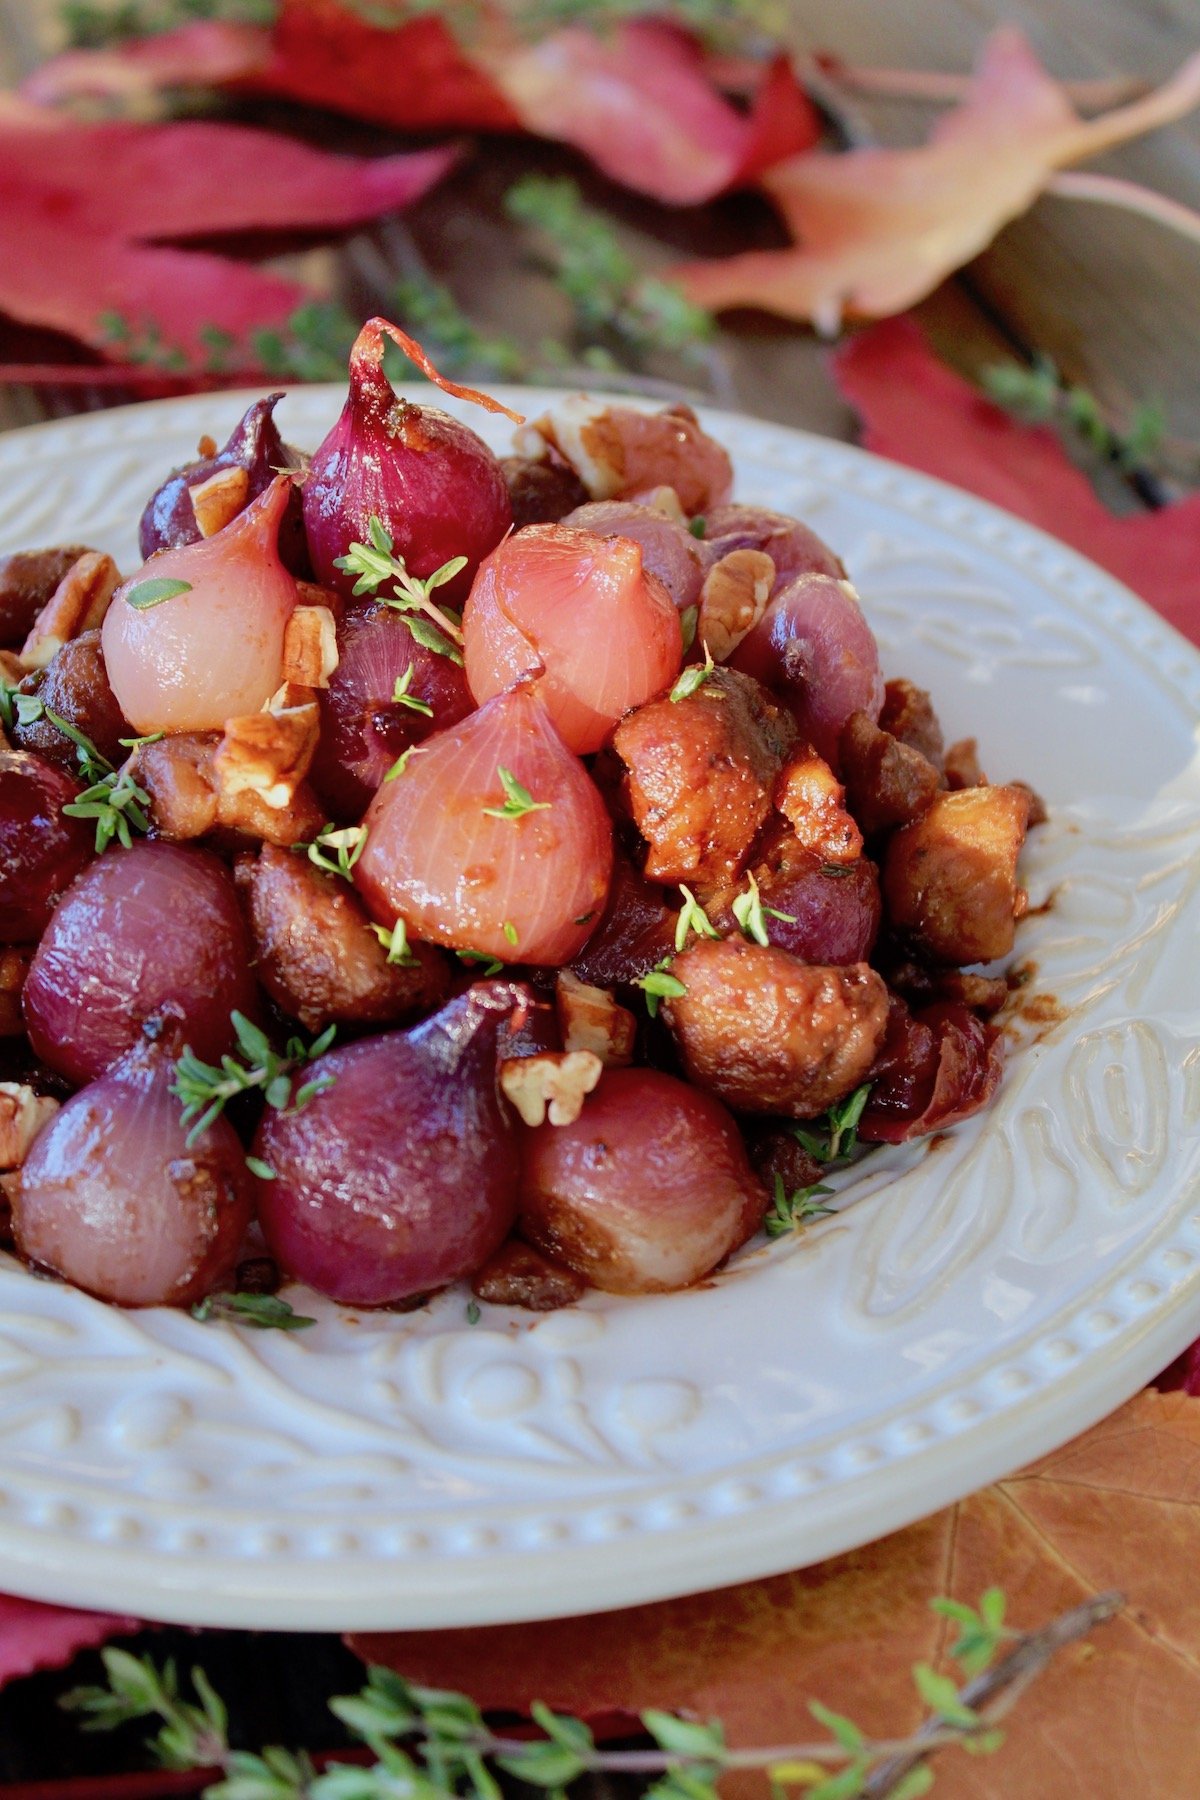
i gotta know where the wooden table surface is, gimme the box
[0,0,1198,1785]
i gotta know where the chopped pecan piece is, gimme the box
[0,1084,59,1170]
[613,667,797,889]
[134,731,325,846]
[883,785,1032,965]
[879,678,945,766]
[696,548,774,663]
[471,1238,587,1310]
[211,688,319,810]
[281,604,338,689]
[775,748,863,864]
[236,843,450,1031]
[840,709,942,835]
[189,465,250,537]
[663,937,889,1118]
[0,546,92,649]
[0,950,31,1037]
[500,1050,603,1127]
[555,970,636,1067]
[19,552,121,671]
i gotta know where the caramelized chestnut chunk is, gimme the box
[878,678,945,766]
[840,709,942,836]
[471,1237,588,1311]
[0,547,92,649]
[12,631,131,771]
[883,785,1032,965]
[235,843,449,1032]
[663,937,888,1117]
[613,668,796,889]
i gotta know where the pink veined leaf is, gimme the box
[21,1,819,206]
[832,315,1200,650]
[675,27,1200,328]
[0,1595,138,1688]
[0,114,456,365]
[482,20,819,205]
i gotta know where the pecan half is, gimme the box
[189,465,250,537]
[696,548,774,663]
[500,1050,603,1127]
[19,551,121,670]
[555,970,636,1067]
[211,687,319,811]
[281,604,338,688]
[0,1084,59,1170]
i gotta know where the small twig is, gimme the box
[864,1591,1123,1797]
[810,55,1145,111]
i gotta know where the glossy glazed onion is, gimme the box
[103,475,299,734]
[518,1068,765,1294]
[302,317,514,604]
[254,983,528,1305]
[23,841,258,1087]
[463,524,682,754]
[138,392,310,576]
[0,749,92,943]
[311,601,473,819]
[700,504,845,588]
[563,501,704,611]
[14,1031,253,1307]
[356,687,613,965]
[731,572,884,765]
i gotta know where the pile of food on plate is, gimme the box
[0,319,1041,1319]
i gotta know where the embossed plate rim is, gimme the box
[0,386,1197,1629]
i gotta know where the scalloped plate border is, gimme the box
[0,386,1197,1629]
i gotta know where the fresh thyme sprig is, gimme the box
[636,956,688,1018]
[792,1083,873,1166]
[764,1173,836,1238]
[306,824,369,882]
[58,1591,1121,1800]
[981,356,1173,479]
[169,1012,336,1146]
[675,885,720,952]
[335,518,466,665]
[731,870,796,947]
[7,696,155,852]
[62,0,273,51]
[391,666,435,717]
[670,641,716,704]
[505,174,715,370]
[371,918,420,968]
[191,1292,317,1332]
[481,766,552,824]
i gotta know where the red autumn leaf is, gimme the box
[676,28,1200,327]
[832,315,1200,649]
[23,1,819,207]
[350,1391,1200,1799]
[480,21,819,205]
[0,106,456,365]
[0,1595,137,1688]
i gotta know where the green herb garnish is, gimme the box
[466,1300,482,1326]
[170,1012,336,1146]
[731,870,796,947]
[675,884,720,952]
[306,823,368,881]
[124,576,192,610]
[457,949,505,977]
[391,666,435,716]
[482,766,552,823]
[688,515,708,539]
[190,1292,315,1332]
[635,956,687,1018]
[371,918,420,967]
[669,640,715,703]
[764,1173,836,1239]
[13,698,152,852]
[792,1083,873,1166]
[335,518,466,665]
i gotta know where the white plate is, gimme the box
[1,387,1198,1631]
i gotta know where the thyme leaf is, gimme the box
[169,1011,336,1146]
[792,1083,873,1165]
[731,870,796,947]
[371,917,420,967]
[670,640,715,703]
[335,517,466,664]
[635,956,687,1018]
[191,1292,316,1332]
[124,576,192,611]
[305,823,368,882]
[481,766,552,823]
[764,1174,836,1238]
[675,884,720,952]
[391,666,435,716]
